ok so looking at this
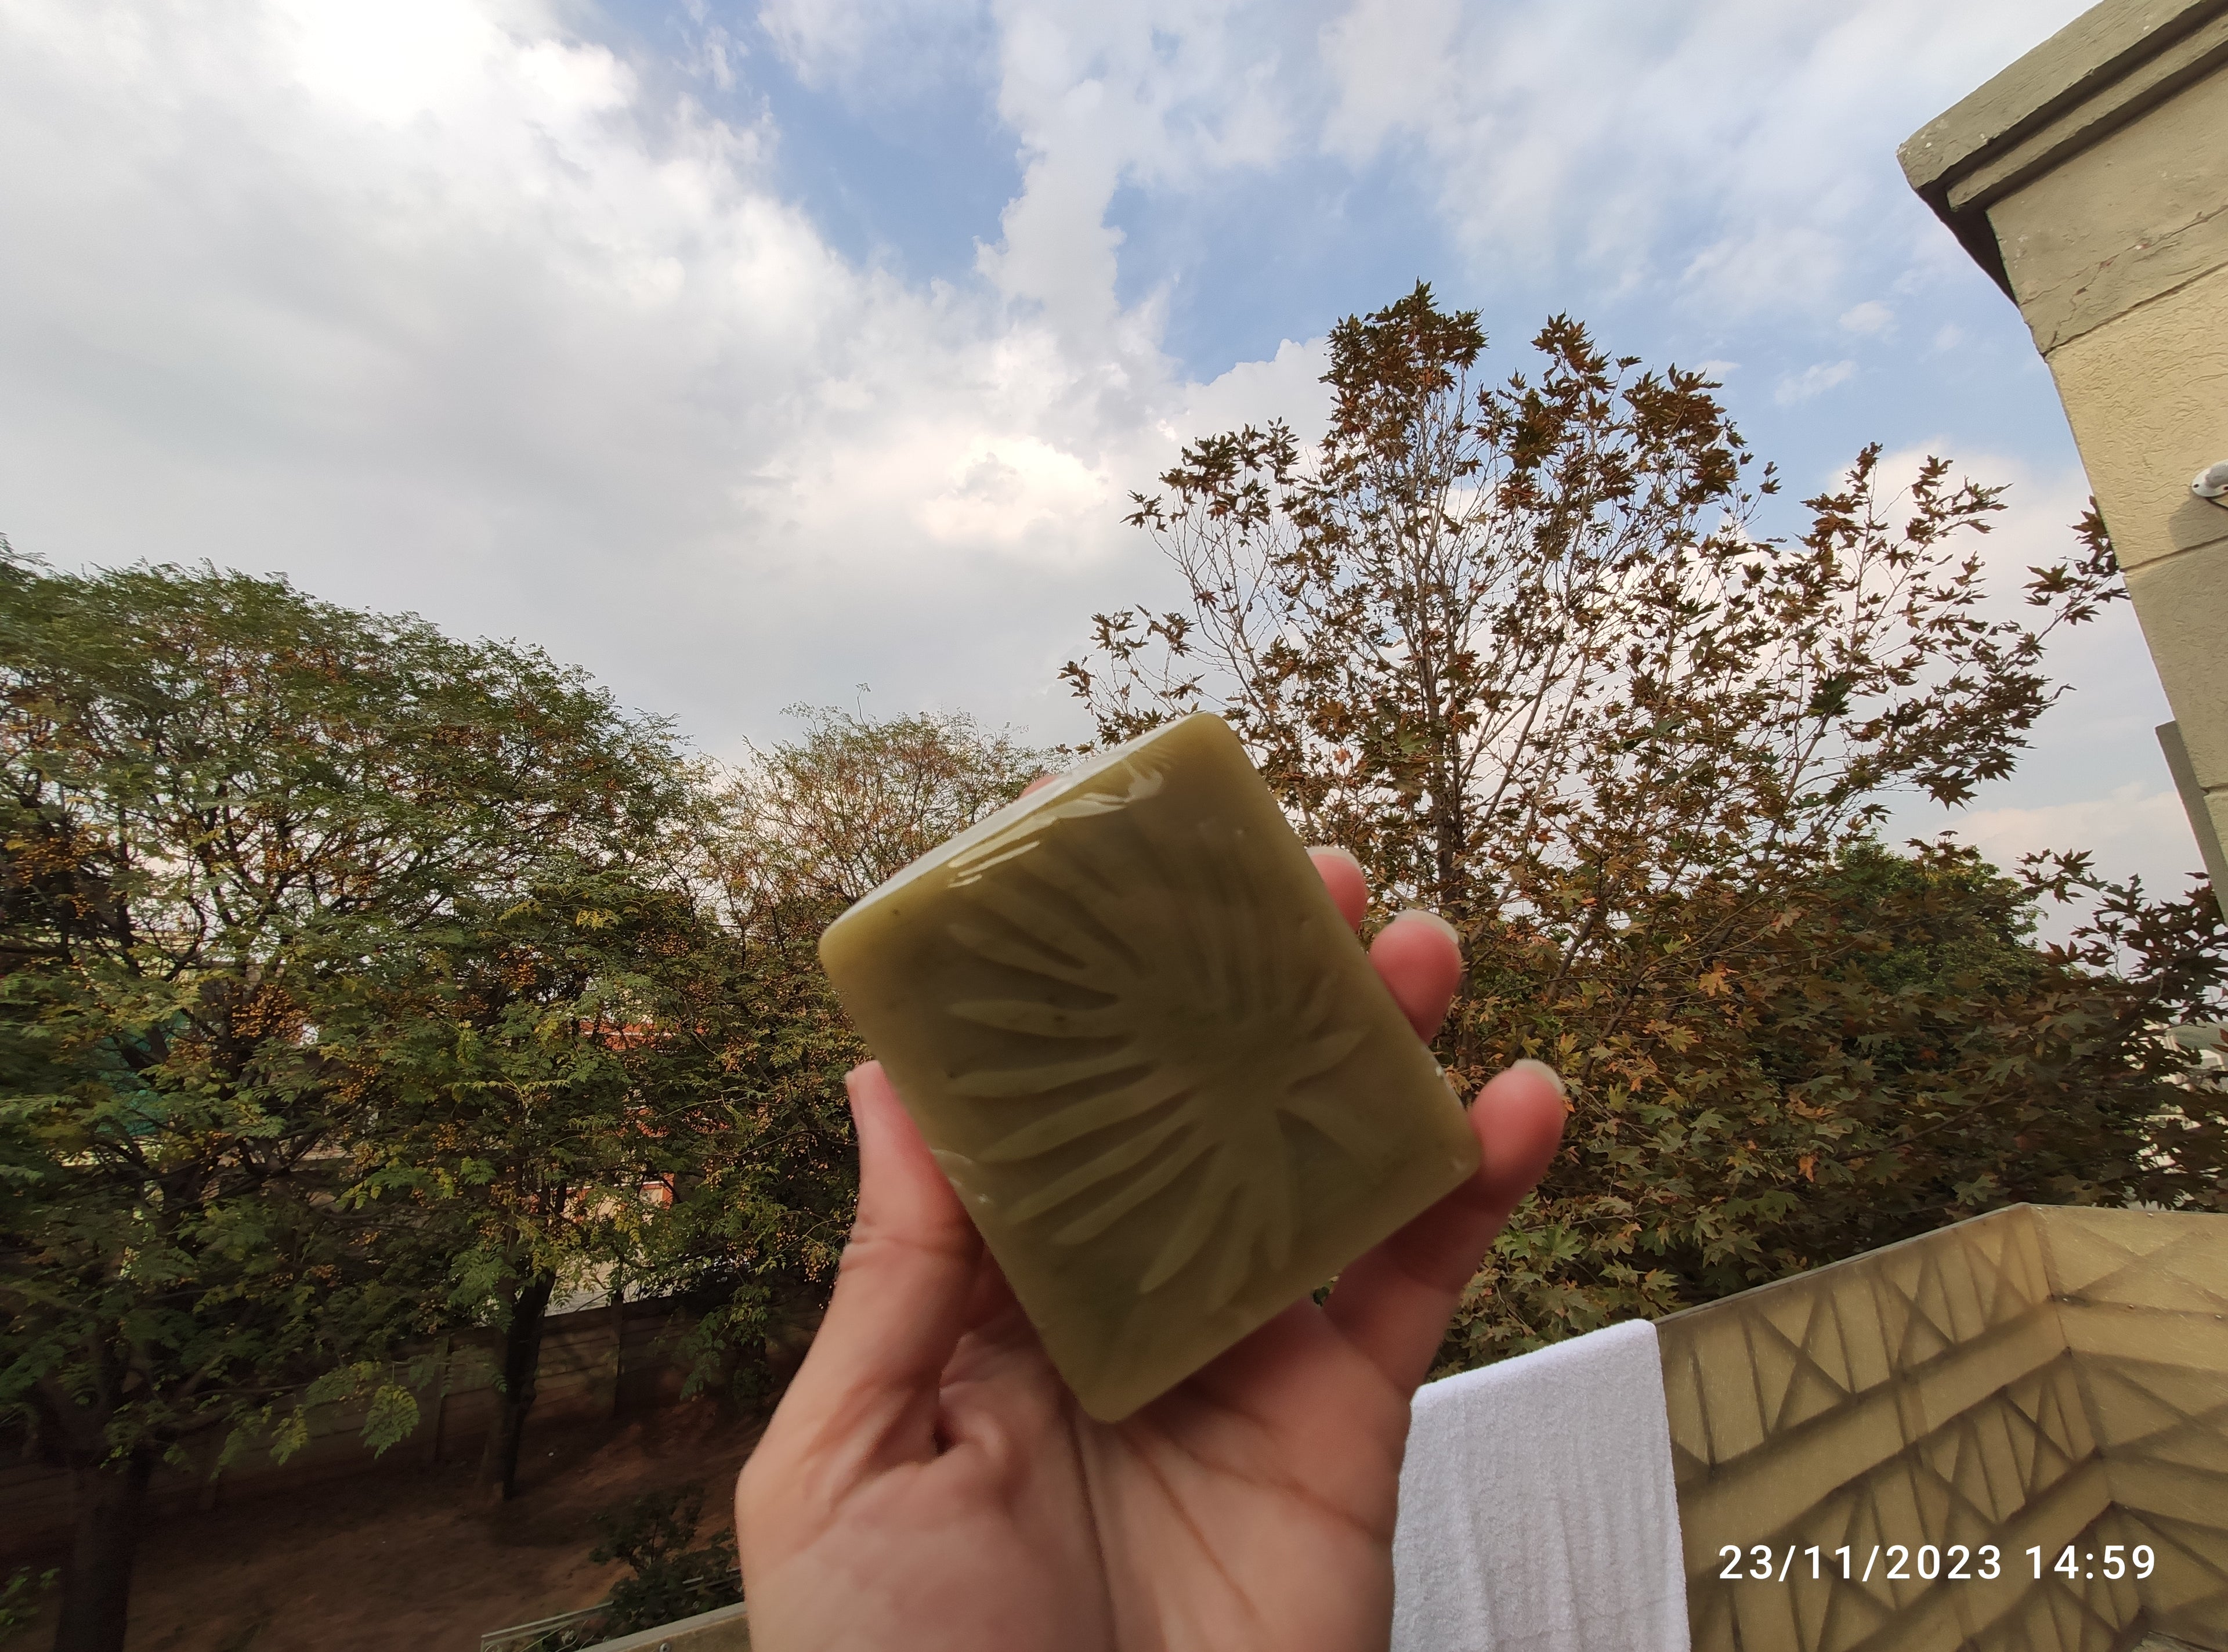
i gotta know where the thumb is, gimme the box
[765,1062,982,1470]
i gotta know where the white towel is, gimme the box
[1390,1319,1690,1652]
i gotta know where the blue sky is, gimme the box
[0,0,2202,896]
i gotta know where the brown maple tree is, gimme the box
[1065,283,2227,1361]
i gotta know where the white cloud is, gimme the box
[974,0,1294,345]
[756,0,988,95]
[1318,0,1461,156]
[0,0,1330,757]
[1776,359,1857,404]
[1682,225,1846,318]
[1314,0,2091,318]
[1953,786,2200,891]
[757,0,892,82]
[915,435,1110,547]
[1839,300,1895,337]
[0,0,2142,802]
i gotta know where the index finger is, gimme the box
[1309,845,1369,928]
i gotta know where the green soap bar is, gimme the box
[819,713,1480,1420]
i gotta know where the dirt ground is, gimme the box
[8,1402,761,1652]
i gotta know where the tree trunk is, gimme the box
[54,1448,153,1652]
[609,1277,627,1420]
[478,1270,557,1501]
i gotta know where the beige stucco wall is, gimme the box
[1945,20,2228,909]
[1981,31,2228,356]
[2043,266,2228,853]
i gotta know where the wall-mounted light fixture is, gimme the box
[2194,460,2228,506]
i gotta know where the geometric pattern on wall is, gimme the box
[1659,1205,2228,1652]
[2035,1210,2228,1649]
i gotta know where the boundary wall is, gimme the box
[0,1297,700,1558]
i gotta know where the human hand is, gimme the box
[735,848,1566,1652]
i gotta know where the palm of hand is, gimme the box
[737,855,1564,1652]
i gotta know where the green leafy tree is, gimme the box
[1066,285,2228,1362]
[1453,837,2225,1362]
[587,1482,742,1635]
[331,862,719,1501]
[0,1566,59,1637]
[659,706,1046,1407]
[716,705,1050,912]
[0,551,679,1647]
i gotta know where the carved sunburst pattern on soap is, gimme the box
[943,788,1382,1308]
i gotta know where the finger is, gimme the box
[1369,909,1464,1040]
[1020,771,1061,798]
[768,1062,981,1469]
[1301,847,1461,1036]
[1308,845,1369,931]
[1323,1061,1567,1393]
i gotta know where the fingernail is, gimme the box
[1308,845,1364,874]
[1393,908,1464,955]
[1510,1058,1567,1100]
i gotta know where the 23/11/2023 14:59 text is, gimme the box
[1717,1544,2157,1583]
